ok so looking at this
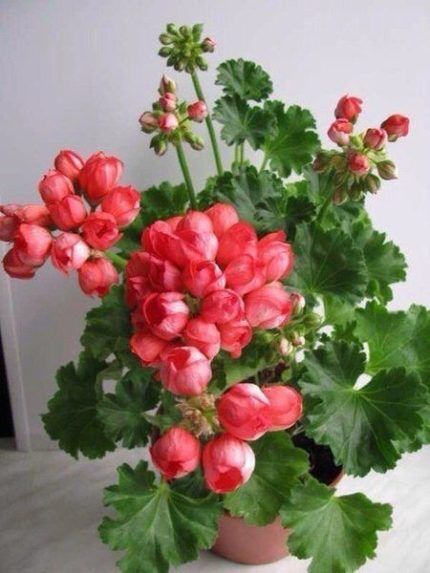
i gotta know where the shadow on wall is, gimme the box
[0,330,14,438]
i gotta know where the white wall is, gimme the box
[1,0,429,449]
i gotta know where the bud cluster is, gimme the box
[139,75,208,156]
[315,94,409,203]
[1,150,140,297]
[158,23,216,73]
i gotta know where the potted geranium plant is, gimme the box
[1,22,427,573]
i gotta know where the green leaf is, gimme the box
[299,340,425,476]
[288,223,368,303]
[98,369,160,448]
[224,432,309,525]
[216,58,273,102]
[140,181,189,222]
[42,351,115,459]
[81,286,132,362]
[263,102,320,178]
[99,461,221,573]
[213,95,276,149]
[353,224,407,303]
[355,302,430,386]
[280,477,393,573]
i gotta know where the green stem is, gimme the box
[315,192,333,224]
[176,140,197,209]
[239,142,245,166]
[234,144,240,166]
[105,251,127,270]
[191,70,223,176]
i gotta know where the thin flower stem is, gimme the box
[176,140,197,209]
[105,251,128,270]
[240,142,245,165]
[190,70,223,176]
[316,192,333,224]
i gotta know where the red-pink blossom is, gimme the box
[78,152,123,205]
[159,346,212,396]
[54,150,85,182]
[78,256,118,297]
[182,260,225,298]
[218,319,252,358]
[201,288,245,324]
[81,212,121,250]
[51,233,90,274]
[14,223,52,267]
[39,170,74,204]
[142,292,189,341]
[150,427,201,480]
[225,254,266,296]
[257,231,294,281]
[334,94,363,122]
[101,185,140,228]
[244,282,293,329]
[48,195,87,230]
[217,222,258,267]
[263,385,303,430]
[183,318,221,360]
[205,203,239,238]
[2,247,36,279]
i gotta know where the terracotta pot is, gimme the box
[212,469,344,565]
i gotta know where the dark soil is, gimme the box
[292,433,343,485]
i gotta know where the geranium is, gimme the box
[1,21,425,573]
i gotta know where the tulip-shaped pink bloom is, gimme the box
[101,185,140,228]
[142,292,190,341]
[334,94,363,122]
[217,383,272,441]
[363,128,387,151]
[78,257,118,297]
[81,212,121,250]
[177,211,214,233]
[160,346,212,396]
[150,427,201,480]
[38,170,74,204]
[258,231,294,282]
[14,223,52,267]
[218,319,252,358]
[202,433,255,493]
[142,220,185,268]
[0,215,19,242]
[4,204,52,227]
[201,289,245,325]
[48,195,87,231]
[164,215,183,231]
[130,330,169,366]
[263,386,303,430]
[182,260,225,298]
[205,203,239,238]
[177,229,218,263]
[217,222,258,268]
[245,282,293,329]
[184,318,221,360]
[2,247,36,279]
[135,252,183,293]
[54,150,85,182]
[225,254,266,296]
[51,233,90,274]
[380,114,409,141]
[78,152,123,205]
[327,119,353,146]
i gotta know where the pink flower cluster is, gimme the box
[127,203,296,395]
[328,94,409,177]
[150,383,303,493]
[1,150,140,297]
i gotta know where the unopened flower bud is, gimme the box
[159,92,177,112]
[313,152,331,173]
[187,101,208,123]
[184,131,205,150]
[363,128,387,151]
[158,113,178,133]
[365,173,381,194]
[139,112,158,133]
[201,37,216,53]
[159,33,172,46]
[159,74,177,95]
[291,292,306,314]
[292,334,305,347]
[150,135,167,156]
[279,338,293,357]
[377,160,398,180]
[334,94,363,123]
[380,114,409,141]
[332,187,347,205]
[347,151,370,176]
[197,57,208,71]
[158,46,172,58]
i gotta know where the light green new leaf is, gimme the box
[100,462,221,573]
[213,95,276,149]
[263,102,320,177]
[280,477,393,573]
[288,223,368,303]
[355,302,430,386]
[42,351,115,459]
[98,369,160,448]
[216,58,273,101]
[299,340,426,476]
[224,433,309,525]
[81,286,132,361]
